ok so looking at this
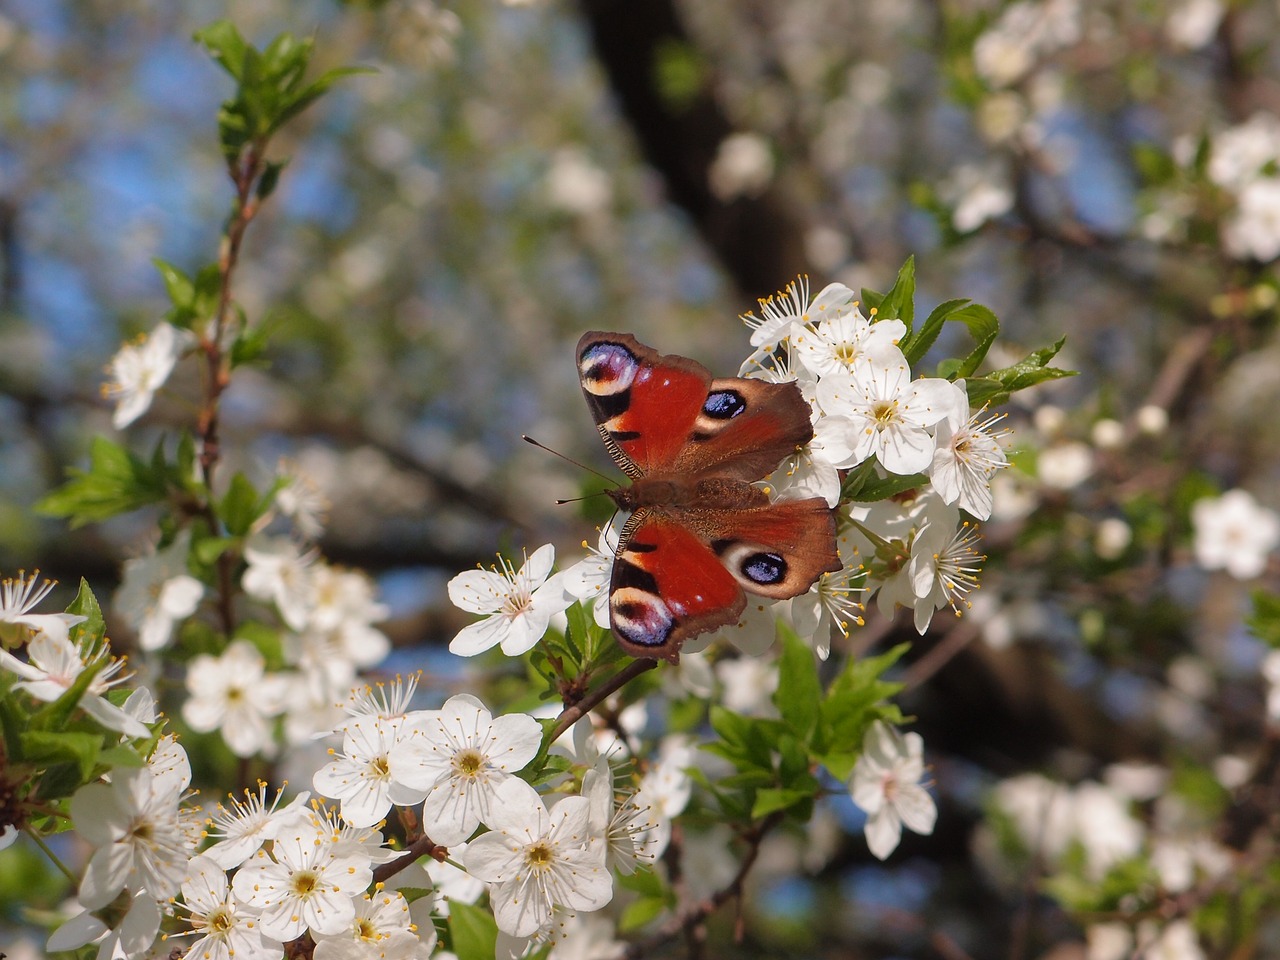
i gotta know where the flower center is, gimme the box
[291,869,320,898]
[835,342,859,367]
[356,916,378,941]
[208,907,235,936]
[871,400,898,428]
[453,748,485,779]
[368,755,391,779]
[525,840,554,871]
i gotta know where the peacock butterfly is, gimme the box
[577,331,841,663]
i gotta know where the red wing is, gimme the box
[577,332,813,481]
[608,511,746,663]
[606,498,841,663]
[577,332,711,477]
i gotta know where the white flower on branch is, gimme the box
[102,321,188,428]
[463,778,612,938]
[849,720,937,860]
[230,815,375,941]
[389,693,542,846]
[182,639,289,757]
[447,544,573,657]
[114,530,204,652]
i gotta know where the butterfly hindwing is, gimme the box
[609,511,747,662]
[608,498,841,663]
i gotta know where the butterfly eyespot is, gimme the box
[702,389,746,420]
[611,587,675,648]
[580,342,639,396]
[741,551,787,586]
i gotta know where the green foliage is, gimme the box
[1247,591,1280,649]
[154,259,221,331]
[619,866,674,930]
[864,256,916,332]
[966,337,1076,408]
[194,20,371,165]
[447,901,499,960]
[698,630,907,827]
[36,437,188,527]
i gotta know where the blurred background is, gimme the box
[4,0,1280,956]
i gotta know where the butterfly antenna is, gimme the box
[522,435,616,484]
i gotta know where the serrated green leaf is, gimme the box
[774,626,820,743]
[448,902,498,960]
[66,579,106,647]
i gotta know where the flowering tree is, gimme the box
[4,2,1280,960]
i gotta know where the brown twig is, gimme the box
[548,658,658,742]
[624,811,784,958]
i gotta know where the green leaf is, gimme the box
[219,472,264,537]
[708,707,777,773]
[774,625,821,743]
[18,731,103,781]
[847,471,928,504]
[194,20,249,80]
[968,336,1077,407]
[270,67,376,136]
[255,158,288,201]
[867,257,916,333]
[752,785,816,819]
[153,258,194,309]
[1247,591,1280,649]
[819,644,907,779]
[944,304,1000,378]
[899,297,971,367]
[66,580,106,647]
[448,902,498,960]
[36,437,172,526]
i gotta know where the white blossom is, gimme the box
[389,694,543,845]
[849,721,937,859]
[231,816,375,941]
[182,639,289,757]
[114,530,203,651]
[71,766,192,908]
[463,778,612,938]
[1192,489,1280,579]
[447,544,573,657]
[103,322,187,428]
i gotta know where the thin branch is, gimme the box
[548,658,658,742]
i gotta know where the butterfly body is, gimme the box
[577,332,841,662]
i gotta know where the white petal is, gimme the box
[864,807,903,860]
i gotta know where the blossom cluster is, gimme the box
[985,767,1234,960]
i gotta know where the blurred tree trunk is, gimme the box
[578,0,811,301]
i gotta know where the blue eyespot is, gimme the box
[741,552,787,585]
[703,389,746,419]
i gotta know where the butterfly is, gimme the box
[577,331,841,663]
